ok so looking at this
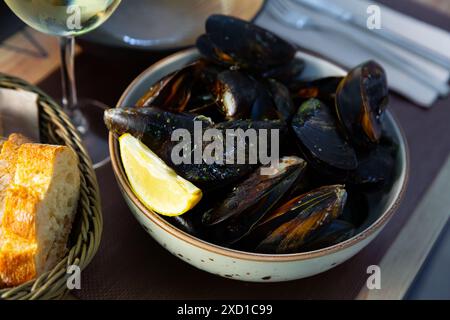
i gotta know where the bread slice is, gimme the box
[0,134,32,288]
[0,134,31,223]
[0,143,80,287]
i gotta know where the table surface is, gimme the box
[1,0,450,299]
[413,0,450,15]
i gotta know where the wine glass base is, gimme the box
[70,99,111,169]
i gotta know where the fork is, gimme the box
[268,0,450,96]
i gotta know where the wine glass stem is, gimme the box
[60,36,78,111]
[59,36,87,133]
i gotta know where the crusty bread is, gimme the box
[0,134,33,289]
[0,134,31,223]
[0,143,80,287]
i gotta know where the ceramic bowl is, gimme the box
[110,48,409,282]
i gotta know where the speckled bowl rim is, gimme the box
[110,48,410,262]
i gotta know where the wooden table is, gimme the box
[1,0,449,300]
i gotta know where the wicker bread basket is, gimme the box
[0,73,102,300]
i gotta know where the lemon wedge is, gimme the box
[119,133,202,216]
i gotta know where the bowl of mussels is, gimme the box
[106,15,409,282]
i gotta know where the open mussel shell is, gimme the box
[137,61,205,111]
[292,99,357,179]
[197,15,296,71]
[203,156,307,245]
[213,70,288,121]
[335,60,389,148]
[185,61,225,114]
[213,72,293,122]
[213,70,259,119]
[246,185,347,254]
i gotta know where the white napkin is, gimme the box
[257,0,450,107]
[0,88,40,141]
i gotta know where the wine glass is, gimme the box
[4,0,122,168]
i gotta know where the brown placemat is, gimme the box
[32,0,450,299]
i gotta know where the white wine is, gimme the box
[4,0,121,36]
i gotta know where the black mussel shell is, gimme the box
[105,107,287,189]
[198,15,296,71]
[341,191,369,227]
[196,34,232,67]
[204,156,307,245]
[298,220,355,251]
[214,119,286,132]
[247,185,347,254]
[262,59,306,86]
[349,143,395,190]
[335,60,389,148]
[165,215,200,237]
[164,119,288,188]
[250,81,279,121]
[292,99,357,178]
[267,79,296,122]
[104,107,213,154]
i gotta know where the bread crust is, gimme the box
[0,234,36,288]
[0,134,31,223]
[1,134,31,178]
[0,141,80,288]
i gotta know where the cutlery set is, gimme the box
[267,0,450,104]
